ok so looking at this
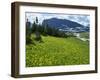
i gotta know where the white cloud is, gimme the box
[26,12,90,26]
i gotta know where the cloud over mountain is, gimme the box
[26,12,90,27]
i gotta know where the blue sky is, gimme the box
[26,12,90,26]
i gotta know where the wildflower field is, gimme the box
[26,34,89,67]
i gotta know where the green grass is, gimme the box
[26,34,89,67]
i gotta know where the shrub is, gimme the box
[26,35,32,44]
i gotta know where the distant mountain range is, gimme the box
[42,18,89,33]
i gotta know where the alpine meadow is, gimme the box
[25,12,90,67]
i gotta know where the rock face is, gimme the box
[42,18,89,32]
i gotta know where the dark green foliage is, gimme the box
[30,17,69,38]
[26,17,74,44]
[36,17,38,23]
[46,25,53,35]
[26,19,32,44]
[31,21,36,32]
[31,17,42,41]
[26,35,32,44]
[26,20,31,35]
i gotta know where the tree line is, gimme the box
[26,17,71,44]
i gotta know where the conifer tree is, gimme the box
[34,17,42,41]
[26,19,32,44]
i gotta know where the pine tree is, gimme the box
[26,19,32,44]
[32,21,36,33]
[36,17,38,23]
[34,17,42,41]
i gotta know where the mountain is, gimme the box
[42,18,89,32]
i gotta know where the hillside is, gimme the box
[26,35,89,67]
[42,18,89,32]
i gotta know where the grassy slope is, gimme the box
[26,35,89,67]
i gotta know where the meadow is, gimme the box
[26,34,89,67]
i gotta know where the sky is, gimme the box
[26,12,90,26]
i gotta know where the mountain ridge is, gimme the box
[42,18,89,32]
